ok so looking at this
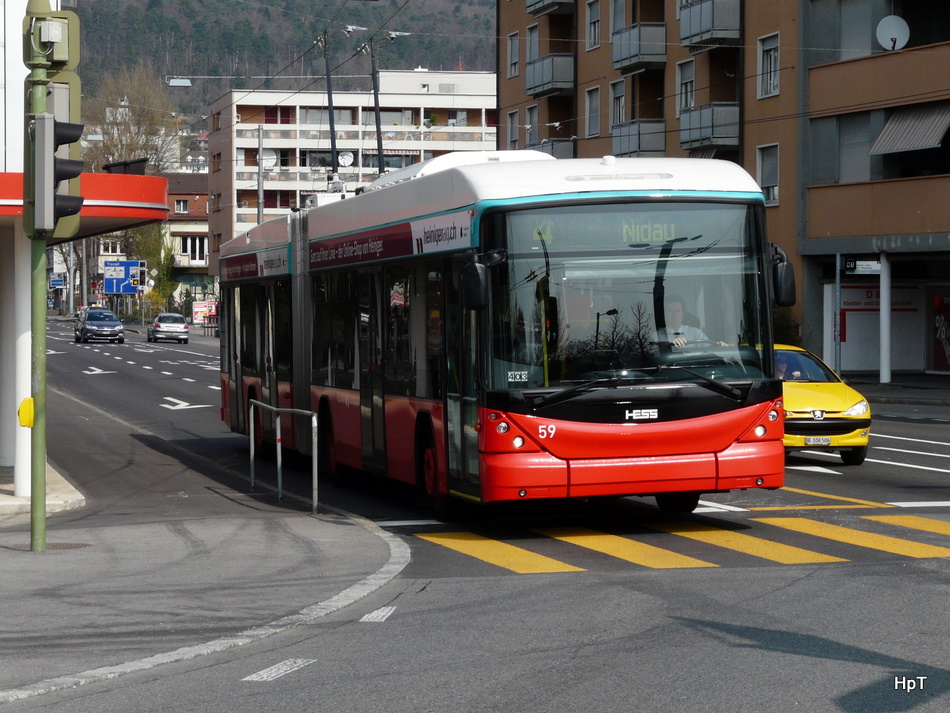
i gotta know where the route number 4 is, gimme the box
[539,424,557,439]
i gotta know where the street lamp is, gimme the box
[594,308,618,350]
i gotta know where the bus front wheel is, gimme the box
[655,492,701,514]
[417,428,459,521]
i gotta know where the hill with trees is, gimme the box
[78,0,497,116]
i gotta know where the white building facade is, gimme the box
[207,69,497,271]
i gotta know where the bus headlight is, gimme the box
[496,421,509,434]
[513,436,525,448]
[754,425,767,437]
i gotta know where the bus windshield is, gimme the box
[486,201,771,391]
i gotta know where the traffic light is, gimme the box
[33,113,84,233]
[23,0,83,239]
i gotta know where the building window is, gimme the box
[611,0,625,37]
[101,239,122,255]
[758,34,780,98]
[526,105,538,146]
[180,236,208,261]
[610,80,625,128]
[507,32,519,77]
[677,60,695,116]
[507,110,519,150]
[586,87,601,137]
[757,144,779,205]
[587,1,601,51]
[175,199,189,214]
[526,25,539,64]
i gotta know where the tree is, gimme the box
[82,61,183,174]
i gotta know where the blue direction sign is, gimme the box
[104,260,146,294]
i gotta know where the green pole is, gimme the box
[26,0,53,552]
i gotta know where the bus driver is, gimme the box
[655,295,725,348]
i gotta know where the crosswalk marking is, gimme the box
[647,521,846,564]
[416,532,585,573]
[753,518,950,559]
[862,515,950,537]
[533,527,718,569]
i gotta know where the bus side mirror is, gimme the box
[770,243,796,307]
[462,261,489,310]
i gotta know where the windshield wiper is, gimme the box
[529,375,633,410]
[639,364,746,401]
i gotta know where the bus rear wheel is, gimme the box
[655,492,701,514]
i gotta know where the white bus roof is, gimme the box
[220,214,291,258]
[310,154,764,240]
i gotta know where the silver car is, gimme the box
[147,313,189,344]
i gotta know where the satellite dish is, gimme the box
[876,15,910,51]
[338,151,354,167]
[261,149,278,168]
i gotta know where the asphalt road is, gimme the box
[4,322,947,712]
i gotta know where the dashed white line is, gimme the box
[242,659,317,682]
[360,606,396,623]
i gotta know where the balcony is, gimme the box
[528,138,575,159]
[612,119,666,157]
[525,54,575,98]
[678,103,739,150]
[679,0,740,48]
[173,254,209,269]
[525,0,575,17]
[612,23,666,73]
[807,175,950,243]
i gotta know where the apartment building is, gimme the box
[498,0,950,374]
[207,69,497,271]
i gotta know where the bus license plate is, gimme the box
[805,436,832,446]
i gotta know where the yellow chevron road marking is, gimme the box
[533,527,718,569]
[862,515,950,537]
[416,532,585,573]
[648,521,847,564]
[753,518,950,559]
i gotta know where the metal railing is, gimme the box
[248,400,319,512]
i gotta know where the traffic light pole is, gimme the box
[26,1,50,552]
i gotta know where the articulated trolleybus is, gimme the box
[220,151,796,515]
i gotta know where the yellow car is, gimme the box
[775,344,871,466]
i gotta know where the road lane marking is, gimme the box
[863,515,950,536]
[416,532,584,573]
[534,527,717,569]
[242,659,317,682]
[887,501,950,508]
[874,433,950,447]
[82,366,117,375]
[753,518,950,558]
[646,521,846,564]
[873,446,950,460]
[360,606,396,622]
[748,487,892,511]
[160,397,213,410]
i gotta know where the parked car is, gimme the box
[74,309,124,344]
[147,313,189,344]
[776,344,871,465]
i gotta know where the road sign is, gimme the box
[103,259,146,294]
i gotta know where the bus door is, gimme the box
[258,283,278,438]
[358,271,386,472]
[444,271,480,499]
[225,286,245,432]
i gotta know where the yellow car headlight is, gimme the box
[843,400,869,417]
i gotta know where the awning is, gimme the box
[869,101,950,155]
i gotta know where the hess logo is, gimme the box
[625,408,659,420]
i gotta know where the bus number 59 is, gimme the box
[539,425,557,439]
